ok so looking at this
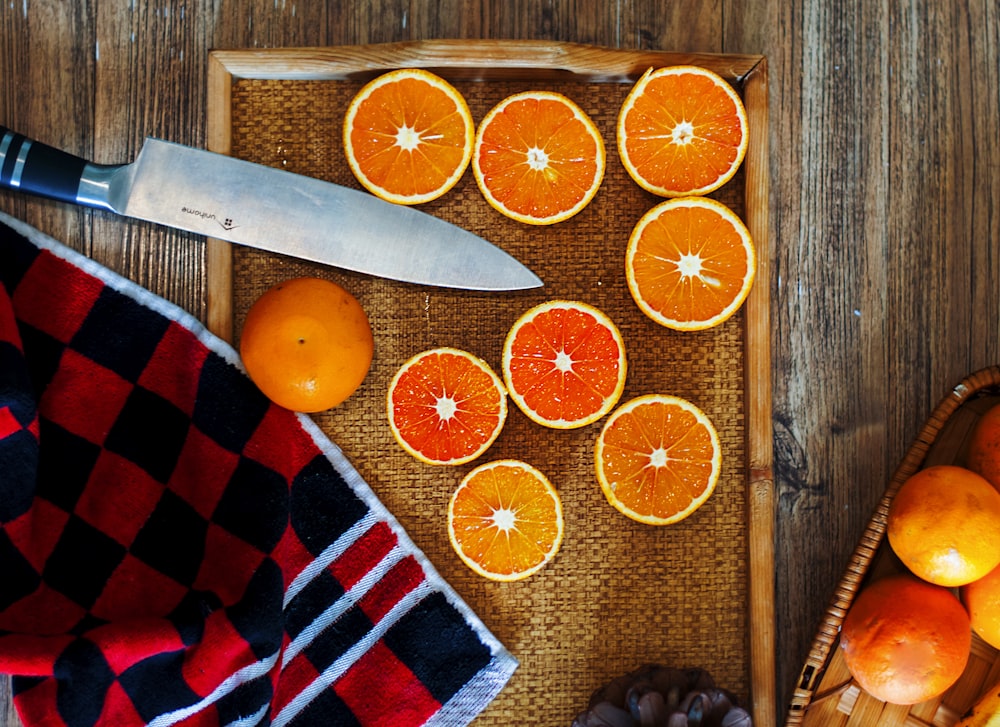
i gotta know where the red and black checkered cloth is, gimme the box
[0,213,516,726]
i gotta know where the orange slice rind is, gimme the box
[448,459,564,581]
[626,196,756,331]
[502,300,627,429]
[595,394,721,525]
[617,65,748,197]
[473,91,606,225]
[344,68,474,205]
[387,347,507,465]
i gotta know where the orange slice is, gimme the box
[387,348,507,465]
[448,459,564,581]
[343,68,474,205]
[595,394,721,525]
[617,66,748,197]
[502,300,627,429]
[626,196,755,331]
[473,91,606,225]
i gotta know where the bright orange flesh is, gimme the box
[448,460,563,581]
[344,68,474,204]
[387,348,507,465]
[473,91,605,225]
[595,394,721,525]
[841,574,970,705]
[617,65,748,197]
[239,277,373,413]
[502,300,626,429]
[887,464,1000,587]
[626,196,755,331]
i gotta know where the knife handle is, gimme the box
[0,126,116,209]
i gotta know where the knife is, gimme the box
[0,126,542,291]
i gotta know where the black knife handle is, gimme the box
[0,126,90,204]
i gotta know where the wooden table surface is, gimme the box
[1,2,997,725]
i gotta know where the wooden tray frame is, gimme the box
[205,40,774,726]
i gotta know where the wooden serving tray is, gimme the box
[205,40,773,726]
[786,366,1000,727]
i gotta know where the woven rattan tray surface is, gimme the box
[786,365,1000,727]
[205,41,773,726]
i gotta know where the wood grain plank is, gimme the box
[621,0,724,52]
[774,0,1000,722]
[768,2,898,719]
[887,0,1000,421]
[0,1,95,254]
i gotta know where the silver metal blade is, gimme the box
[112,139,542,291]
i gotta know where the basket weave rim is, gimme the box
[784,364,1000,726]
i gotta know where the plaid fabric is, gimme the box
[0,212,516,726]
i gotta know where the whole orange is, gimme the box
[962,562,1000,650]
[887,464,1000,587]
[239,277,374,413]
[967,401,1000,492]
[840,573,970,705]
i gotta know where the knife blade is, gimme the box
[0,126,542,291]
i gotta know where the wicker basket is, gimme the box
[785,365,1000,726]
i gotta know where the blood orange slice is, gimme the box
[502,300,626,429]
[387,347,507,465]
[595,394,721,525]
[448,459,563,581]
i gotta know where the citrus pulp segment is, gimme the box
[617,65,749,197]
[386,347,507,465]
[447,459,564,581]
[343,68,474,205]
[595,394,721,525]
[473,91,606,225]
[239,277,374,413]
[626,196,756,331]
[501,300,627,429]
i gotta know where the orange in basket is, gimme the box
[887,464,1000,587]
[966,401,1000,491]
[448,459,564,581]
[387,347,507,465]
[501,300,626,429]
[472,91,606,225]
[595,394,721,525]
[617,65,748,197]
[344,68,474,205]
[239,277,374,413]
[840,573,970,705]
[962,562,1000,650]
[626,197,756,331]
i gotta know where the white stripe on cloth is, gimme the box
[146,651,280,727]
[283,511,381,608]
[271,579,436,727]
[281,543,409,668]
